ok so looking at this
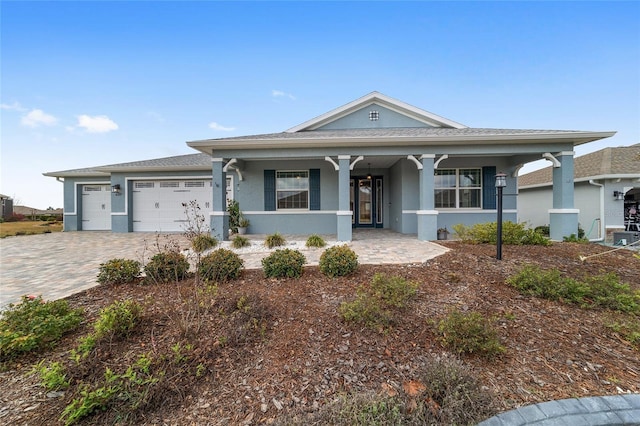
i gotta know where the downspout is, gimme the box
[588,179,605,242]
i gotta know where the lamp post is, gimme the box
[495,172,507,260]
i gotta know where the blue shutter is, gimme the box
[264,170,276,211]
[482,166,497,209]
[309,169,320,210]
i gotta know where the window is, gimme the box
[435,168,481,208]
[276,171,309,209]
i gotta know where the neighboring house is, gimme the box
[44,92,615,241]
[518,144,640,242]
[1,194,13,220]
[13,206,63,220]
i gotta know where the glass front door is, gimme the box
[351,177,383,228]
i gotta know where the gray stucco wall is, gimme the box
[62,177,111,231]
[317,103,431,130]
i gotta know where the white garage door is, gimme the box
[132,180,212,232]
[82,185,111,231]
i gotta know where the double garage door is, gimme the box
[132,180,212,232]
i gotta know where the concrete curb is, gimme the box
[477,394,640,425]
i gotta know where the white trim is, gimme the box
[285,91,468,132]
[433,209,518,214]
[548,208,580,214]
[349,155,364,170]
[420,154,436,159]
[433,154,448,169]
[211,157,224,162]
[210,211,228,216]
[111,212,127,216]
[558,151,575,156]
[338,155,351,160]
[406,155,423,170]
[605,225,626,229]
[542,152,561,168]
[336,210,353,216]
[416,210,439,215]
[324,156,339,171]
[243,210,340,215]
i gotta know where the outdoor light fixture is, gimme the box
[495,172,507,260]
[111,184,121,195]
[367,163,372,180]
[613,190,624,200]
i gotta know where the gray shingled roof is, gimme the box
[519,143,640,187]
[193,127,589,142]
[44,153,211,177]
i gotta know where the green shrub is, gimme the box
[605,315,640,349]
[507,265,639,313]
[319,245,359,277]
[231,235,250,249]
[0,296,83,359]
[264,232,286,249]
[563,233,589,243]
[199,248,244,282]
[31,360,70,391]
[191,234,218,253]
[437,310,505,358]
[97,258,141,285]
[227,200,240,233]
[534,225,550,237]
[94,300,143,339]
[452,221,551,246]
[305,234,326,248]
[262,248,306,278]
[144,251,190,283]
[340,274,418,329]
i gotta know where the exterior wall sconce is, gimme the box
[495,172,507,260]
[613,190,624,200]
[366,163,372,180]
[111,184,121,195]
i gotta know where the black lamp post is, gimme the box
[495,172,507,260]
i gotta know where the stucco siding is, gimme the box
[518,187,552,228]
[317,103,431,130]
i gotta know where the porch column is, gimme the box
[337,155,352,242]
[417,154,438,241]
[211,158,229,240]
[549,151,579,240]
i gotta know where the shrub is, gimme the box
[199,248,244,282]
[563,233,589,243]
[262,248,306,278]
[507,265,639,313]
[0,296,83,359]
[144,251,189,283]
[534,225,550,237]
[452,221,551,246]
[340,274,418,329]
[94,300,143,339]
[97,258,141,285]
[264,232,286,249]
[437,310,505,358]
[31,360,70,391]
[227,200,240,233]
[191,234,218,253]
[305,234,326,248]
[319,245,358,277]
[232,235,250,248]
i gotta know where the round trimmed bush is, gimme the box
[192,234,218,253]
[262,248,306,278]
[319,245,358,277]
[97,258,141,284]
[144,251,190,283]
[199,248,244,282]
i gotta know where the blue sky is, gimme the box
[1,1,638,209]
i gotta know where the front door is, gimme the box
[350,177,383,228]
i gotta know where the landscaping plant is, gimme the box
[262,248,306,278]
[198,248,244,282]
[97,258,141,285]
[319,244,358,277]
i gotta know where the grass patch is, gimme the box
[0,221,63,238]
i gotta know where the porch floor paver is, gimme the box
[0,229,448,309]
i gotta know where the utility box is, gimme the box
[613,231,640,245]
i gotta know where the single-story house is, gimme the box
[518,143,640,243]
[44,92,615,241]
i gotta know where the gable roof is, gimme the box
[286,91,467,132]
[518,143,640,188]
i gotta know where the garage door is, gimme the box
[82,185,111,230]
[132,180,212,232]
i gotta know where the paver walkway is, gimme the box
[0,229,448,309]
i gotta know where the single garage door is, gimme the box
[82,184,111,230]
[132,180,212,232]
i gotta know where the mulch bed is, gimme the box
[1,241,638,425]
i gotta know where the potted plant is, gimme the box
[437,227,449,240]
[237,216,250,235]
